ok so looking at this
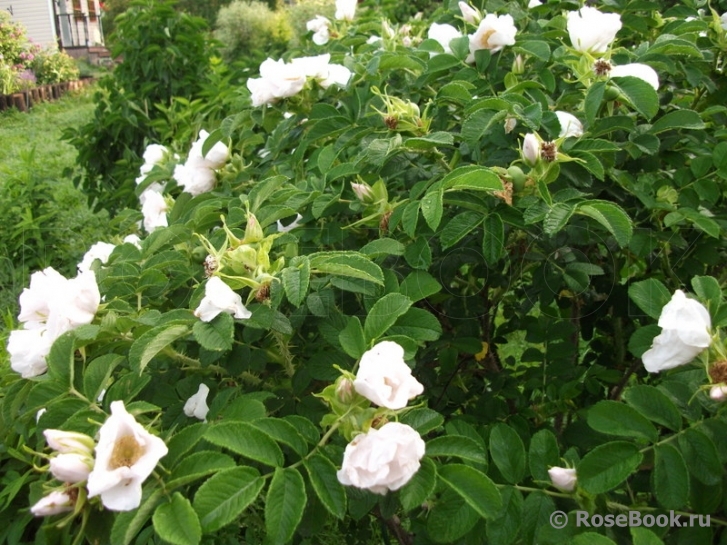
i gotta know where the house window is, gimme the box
[72,0,83,18]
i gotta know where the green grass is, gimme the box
[0,88,109,331]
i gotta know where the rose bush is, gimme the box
[3,0,727,544]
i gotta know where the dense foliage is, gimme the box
[4,0,727,544]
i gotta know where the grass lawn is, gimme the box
[0,88,109,330]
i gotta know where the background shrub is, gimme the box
[214,0,292,66]
[31,49,80,84]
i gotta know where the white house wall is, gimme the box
[1,0,58,49]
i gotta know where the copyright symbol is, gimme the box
[550,510,568,529]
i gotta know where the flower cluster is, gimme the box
[334,341,426,495]
[32,401,167,515]
[135,143,170,233]
[8,267,101,378]
[247,54,352,107]
[173,130,229,197]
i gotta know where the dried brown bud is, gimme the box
[255,284,271,302]
[709,360,727,384]
[379,211,392,233]
[593,59,612,77]
[540,141,558,162]
[384,116,399,129]
[203,255,218,277]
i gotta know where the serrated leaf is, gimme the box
[543,203,575,236]
[399,457,436,512]
[482,213,505,266]
[653,444,689,510]
[192,313,233,351]
[47,332,75,387]
[193,467,264,532]
[304,454,347,519]
[489,424,526,484]
[576,200,633,247]
[678,428,722,485]
[691,276,721,316]
[265,467,307,545]
[441,166,503,192]
[426,488,479,543]
[153,493,201,545]
[339,316,367,359]
[110,489,164,545]
[281,256,311,307]
[399,408,444,435]
[129,324,190,374]
[168,451,236,488]
[426,435,487,464]
[437,464,502,519]
[622,385,682,431]
[204,422,284,466]
[360,238,405,257]
[573,533,618,545]
[585,81,606,126]
[389,307,442,343]
[440,211,483,249]
[628,279,671,320]
[398,271,442,302]
[649,109,704,134]
[363,293,413,343]
[587,400,659,442]
[249,418,309,457]
[610,76,659,119]
[83,354,124,401]
[631,527,665,545]
[421,189,444,231]
[578,442,642,494]
[528,429,560,482]
[309,252,384,285]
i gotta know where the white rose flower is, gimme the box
[259,58,308,99]
[522,133,541,166]
[335,0,356,21]
[319,63,352,89]
[468,14,517,58]
[30,491,74,516]
[458,2,481,24]
[567,7,622,54]
[277,213,304,233]
[247,76,278,107]
[194,277,252,322]
[173,163,217,197]
[8,328,53,378]
[428,23,462,55]
[555,111,584,138]
[548,467,577,492]
[78,241,116,273]
[642,290,712,373]
[188,130,229,170]
[44,429,95,455]
[307,15,331,45]
[183,383,210,421]
[337,422,425,494]
[367,35,383,45]
[353,341,424,410]
[36,408,47,422]
[49,452,93,483]
[141,144,168,168]
[610,63,659,91]
[141,190,169,233]
[721,13,727,30]
[17,267,67,327]
[123,234,142,248]
[45,270,101,339]
[86,400,168,511]
[528,0,543,7]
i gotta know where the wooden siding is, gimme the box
[0,0,58,49]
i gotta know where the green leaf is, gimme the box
[631,527,665,545]
[399,271,442,302]
[360,238,405,257]
[339,317,367,359]
[678,428,722,485]
[437,464,502,519]
[587,400,659,442]
[421,189,444,230]
[129,324,190,374]
[576,200,633,247]
[193,467,264,532]
[440,211,483,249]
[265,467,307,545]
[573,533,618,545]
[153,493,201,545]
[543,203,575,236]
[249,418,309,457]
[489,424,527,484]
[165,423,207,467]
[363,293,413,343]
[389,308,442,343]
[405,132,455,150]
[426,436,487,464]
[649,110,705,134]
[482,213,505,266]
[204,422,284,466]
[47,332,75,387]
[309,252,384,286]
[281,256,311,308]
[585,81,606,126]
[578,442,642,494]
[304,454,347,519]
[622,385,682,431]
[514,40,550,62]
[192,313,234,351]
[221,396,267,421]
[486,486,523,545]
[399,408,444,435]
[653,444,689,510]
[399,457,436,511]
[610,76,660,119]
[628,325,660,358]
[691,276,721,315]
[426,488,479,543]
[168,451,236,488]
[528,429,560,482]
[628,279,671,320]
[441,166,503,192]
[83,354,124,401]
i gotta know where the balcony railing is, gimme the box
[55,13,91,48]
